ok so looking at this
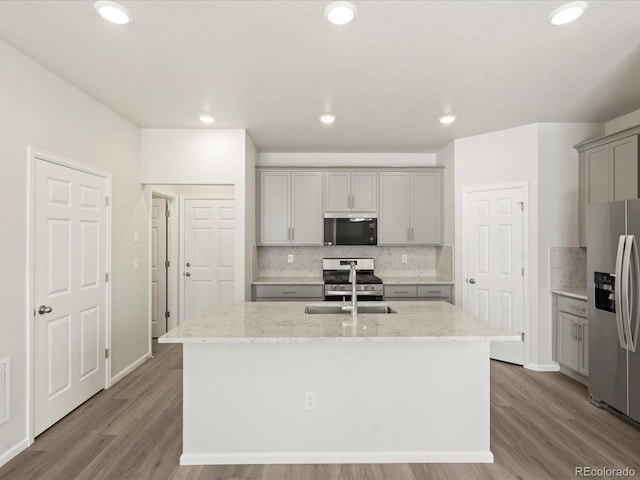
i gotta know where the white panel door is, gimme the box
[466,187,524,365]
[34,159,106,435]
[151,197,168,337]
[184,199,235,321]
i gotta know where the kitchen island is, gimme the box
[160,301,519,465]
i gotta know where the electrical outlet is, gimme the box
[401,254,407,264]
[288,254,294,264]
[133,231,139,243]
[304,391,316,410]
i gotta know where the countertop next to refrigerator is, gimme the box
[550,287,587,301]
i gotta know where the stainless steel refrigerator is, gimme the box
[587,199,640,423]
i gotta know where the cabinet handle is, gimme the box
[578,324,583,342]
[394,290,410,294]
[291,226,294,241]
[281,291,296,295]
[408,228,411,241]
[411,227,414,241]
[351,194,355,208]
[426,290,440,294]
[573,324,577,340]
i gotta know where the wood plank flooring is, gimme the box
[2,341,639,480]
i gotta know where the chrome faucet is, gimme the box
[348,261,358,318]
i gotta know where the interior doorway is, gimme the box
[29,149,111,438]
[462,184,528,366]
[151,195,169,337]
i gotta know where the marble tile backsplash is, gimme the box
[257,246,453,279]
[549,247,586,289]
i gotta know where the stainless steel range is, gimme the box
[322,258,384,301]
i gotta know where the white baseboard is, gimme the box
[525,362,560,372]
[0,438,29,468]
[110,352,151,385]
[180,450,494,465]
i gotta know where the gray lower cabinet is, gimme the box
[253,284,323,302]
[555,295,588,381]
[384,284,452,303]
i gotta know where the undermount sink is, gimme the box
[304,304,397,314]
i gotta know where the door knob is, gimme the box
[185,272,191,277]
[468,278,476,284]
[186,262,191,267]
[38,305,53,315]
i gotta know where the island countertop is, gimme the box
[159,301,520,344]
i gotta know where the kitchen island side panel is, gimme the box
[181,340,492,464]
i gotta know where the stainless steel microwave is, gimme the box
[323,214,377,246]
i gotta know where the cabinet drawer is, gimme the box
[254,285,323,299]
[384,285,418,298]
[417,285,451,298]
[557,296,587,317]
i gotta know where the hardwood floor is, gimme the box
[2,341,639,480]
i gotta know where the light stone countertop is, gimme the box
[252,276,324,285]
[381,276,454,285]
[550,287,588,301]
[159,301,520,344]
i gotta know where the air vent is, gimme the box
[0,359,8,425]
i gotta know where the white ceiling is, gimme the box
[1,1,639,152]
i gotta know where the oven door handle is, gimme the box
[324,290,383,296]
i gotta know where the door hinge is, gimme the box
[106,196,109,207]
[165,209,170,217]
[517,201,524,212]
[105,272,109,282]
[521,267,524,276]
[165,260,170,268]
[105,348,109,359]
[520,332,525,341]
[165,311,170,319]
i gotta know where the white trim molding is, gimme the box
[110,353,151,385]
[180,450,494,466]
[525,362,560,372]
[0,438,29,468]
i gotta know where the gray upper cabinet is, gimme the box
[324,171,377,213]
[584,135,639,204]
[259,171,322,246]
[379,171,442,246]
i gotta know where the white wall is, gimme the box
[536,123,604,366]
[453,122,604,370]
[0,39,148,463]
[454,124,540,367]
[140,129,253,301]
[258,152,436,166]
[605,108,640,135]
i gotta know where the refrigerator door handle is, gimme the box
[615,235,628,349]
[627,235,639,352]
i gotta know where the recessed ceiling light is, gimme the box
[324,1,357,25]
[439,115,456,125]
[199,114,215,124]
[94,1,132,25]
[548,1,588,26]
[319,114,336,124]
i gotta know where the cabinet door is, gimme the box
[351,172,378,212]
[379,173,411,245]
[586,145,613,204]
[291,172,323,245]
[410,172,442,245]
[579,320,589,376]
[324,172,351,212]
[558,312,579,371]
[259,171,290,245]
[612,136,639,202]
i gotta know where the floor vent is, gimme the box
[0,358,8,425]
